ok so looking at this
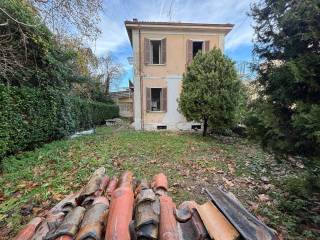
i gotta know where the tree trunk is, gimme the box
[203,117,208,137]
[105,76,110,95]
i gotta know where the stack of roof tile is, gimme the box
[14,168,278,240]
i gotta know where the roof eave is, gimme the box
[124,21,235,46]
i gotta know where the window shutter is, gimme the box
[186,40,193,65]
[204,40,210,53]
[161,38,166,64]
[146,87,151,112]
[144,38,150,65]
[161,88,167,112]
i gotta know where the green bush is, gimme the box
[0,84,119,159]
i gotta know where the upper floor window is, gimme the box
[187,40,210,65]
[144,38,166,65]
[151,40,161,64]
[192,41,203,58]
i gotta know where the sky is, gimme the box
[91,0,256,90]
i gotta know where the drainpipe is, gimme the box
[138,25,144,130]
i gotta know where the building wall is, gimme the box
[132,28,225,130]
[113,97,133,118]
[141,32,221,76]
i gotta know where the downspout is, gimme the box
[138,26,144,130]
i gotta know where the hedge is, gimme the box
[0,84,119,159]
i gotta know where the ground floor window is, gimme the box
[151,88,162,111]
[119,103,132,112]
[146,87,167,112]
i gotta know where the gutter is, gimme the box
[138,24,144,130]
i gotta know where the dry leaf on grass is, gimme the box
[258,194,271,202]
[223,177,234,187]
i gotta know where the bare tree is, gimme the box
[97,56,123,95]
[27,0,103,41]
[0,4,37,83]
[0,0,103,83]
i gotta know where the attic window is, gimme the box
[192,41,203,58]
[151,40,161,64]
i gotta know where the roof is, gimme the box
[125,20,234,28]
[109,89,133,99]
[125,20,234,45]
[14,168,277,240]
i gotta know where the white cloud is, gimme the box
[93,0,255,55]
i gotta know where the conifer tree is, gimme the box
[179,48,241,136]
[250,0,320,156]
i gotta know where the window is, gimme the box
[151,40,161,64]
[144,38,166,65]
[187,40,209,65]
[151,88,162,111]
[192,41,203,58]
[146,87,167,112]
[157,125,167,130]
[191,125,202,130]
[119,103,133,112]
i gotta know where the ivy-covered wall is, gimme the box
[0,84,119,159]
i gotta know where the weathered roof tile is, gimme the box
[14,169,277,240]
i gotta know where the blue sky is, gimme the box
[91,0,256,90]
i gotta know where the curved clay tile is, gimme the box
[105,176,118,199]
[76,197,109,240]
[76,167,106,205]
[13,217,43,240]
[159,195,180,240]
[104,171,134,240]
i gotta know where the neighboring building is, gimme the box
[125,20,233,130]
[110,86,133,118]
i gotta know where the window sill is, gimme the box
[147,111,166,113]
[147,64,166,66]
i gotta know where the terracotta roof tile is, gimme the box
[15,169,278,240]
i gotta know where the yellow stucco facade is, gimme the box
[125,21,233,130]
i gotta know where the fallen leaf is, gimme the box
[296,162,304,169]
[223,177,234,187]
[247,201,259,212]
[258,194,271,202]
[262,184,274,191]
[227,164,235,174]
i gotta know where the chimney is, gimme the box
[132,18,138,22]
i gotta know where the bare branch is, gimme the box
[27,0,103,41]
[96,56,124,95]
[0,7,40,27]
[0,19,9,26]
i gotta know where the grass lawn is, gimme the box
[0,125,318,239]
